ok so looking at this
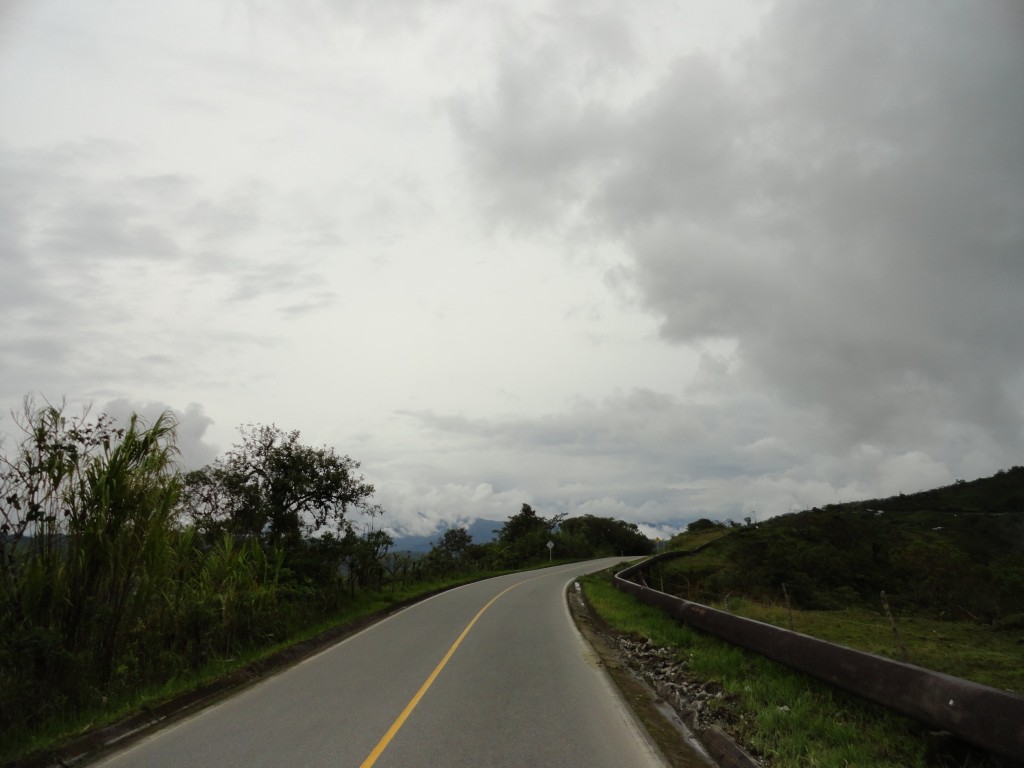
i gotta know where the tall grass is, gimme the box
[0,403,286,759]
[0,402,542,763]
[1,400,623,763]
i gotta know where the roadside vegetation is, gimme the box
[580,572,930,767]
[667,476,1024,624]
[0,398,651,763]
[656,471,1024,693]
[583,471,1023,766]
[8,394,1018,766]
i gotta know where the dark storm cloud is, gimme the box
[450,1,1024,477]
[628,1,1024,453]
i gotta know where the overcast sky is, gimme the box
[2,1,1022,537]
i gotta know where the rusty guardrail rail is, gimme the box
[613,551,1024,762]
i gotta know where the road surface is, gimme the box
[95,558,665,767]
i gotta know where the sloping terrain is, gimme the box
[666,468,1024,621]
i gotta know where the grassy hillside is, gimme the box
[577,470,1024,766]
[664,467,1024,624]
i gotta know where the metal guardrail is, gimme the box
[613,551,1024,762]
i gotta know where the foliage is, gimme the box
[420,527,476,577]
[342,528,394,593]
[493,503,563,568]
[713,598,1024,693]
[179,423,376,547]
[9,565,513,764]
[557,514,654,558]
[581,573,928,767]
[685,517,727,532]
[1,403,654,763]
[1,401,188,739]
[417,507,657,576]
[0,405,381,759]
[436,526,473,559]
[662,468,1024,621]
[412,507,656,577]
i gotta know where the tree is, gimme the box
[382,550,414,592]
[343,528,393,593]
[180,424,376,547]
[558,514,654,557]
[437,527,472,559]
[496,504,564,566]
[687,517,726,532]
[499,504,546,542]
[424,527,474,576]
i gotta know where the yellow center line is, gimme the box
[358,580,524,768]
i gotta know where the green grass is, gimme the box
[581,572,930,768]
[666,526,734,552]
[715,598,1024,694]
[656,522,1024,695]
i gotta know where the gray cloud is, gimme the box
[0,141,339,307]
[4,0,1020,536]
[392,382,990,527]
[450,0,1024,492]
[447,6,632,232]
[0,140,343,405]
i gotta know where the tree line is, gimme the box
[0,400,652,751]
[421,503,653,578]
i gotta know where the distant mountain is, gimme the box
[391,518,504,553]
[466,517,505,541]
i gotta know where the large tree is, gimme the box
[181,424,376,546]
[496,504,564,566]
[558,514,654,558]
[423,527,474,576]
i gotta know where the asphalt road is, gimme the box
[95,559,666,767]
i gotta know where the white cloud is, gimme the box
[99,398,220,470]
[1,1,1021,538]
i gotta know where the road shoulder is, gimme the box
[567,581,762,768]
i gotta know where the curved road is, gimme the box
[95,559,666,767]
